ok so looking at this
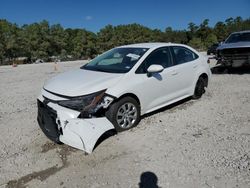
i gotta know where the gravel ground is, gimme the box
[0,59,249,188]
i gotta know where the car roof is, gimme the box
[231,30,250,34]
[118,42,187,49]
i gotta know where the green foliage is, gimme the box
[188,37,204,50]
[0,19,22,62]
[204,33,218,49]
[214,21,227,42]
[97,24,157,52]
[0,17,250,65]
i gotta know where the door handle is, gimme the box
[193,64,198,68]
[171,70,178,75]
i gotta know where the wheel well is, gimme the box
[117,93,141,106]
[199,73,208,87]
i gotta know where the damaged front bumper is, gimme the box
[37,91,114,154]
[216,48,250,67]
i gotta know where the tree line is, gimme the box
[0,16,249,65]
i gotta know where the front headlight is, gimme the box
[57,90,106,111]
[57,90,115,118]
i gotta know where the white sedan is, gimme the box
[37,43,211,153]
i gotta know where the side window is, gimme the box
[172,46,198,65]
[136,47,172,73]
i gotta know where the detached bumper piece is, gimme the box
[59,117,115,153]
[37,100,61,143]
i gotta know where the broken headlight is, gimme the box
[57,90,114,118]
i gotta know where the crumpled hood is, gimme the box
[44,69,123,97]
[217,42,250,50]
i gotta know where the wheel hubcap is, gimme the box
[116,102,137,128]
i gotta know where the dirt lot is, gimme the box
[0,59,250,188]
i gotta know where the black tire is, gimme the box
[193,77,206,99]
[105,97,141,132]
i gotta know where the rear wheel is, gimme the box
[105,97,140,132]
[193,77,206,99]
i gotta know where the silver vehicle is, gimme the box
[216,30,250,67]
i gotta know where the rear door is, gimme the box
[169,46,199,96]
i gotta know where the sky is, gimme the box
[0,0,249,32]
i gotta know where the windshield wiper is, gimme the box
[82,66,112,73]
[94,67,112,73]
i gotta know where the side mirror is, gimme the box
[147,64,164,76]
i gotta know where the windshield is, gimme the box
[81,47,148,73]
[225,32,250,43]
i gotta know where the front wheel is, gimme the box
[105,97,141,132]
[193,77,206,99]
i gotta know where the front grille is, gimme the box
[37,100,61,143]
[221,47,250,60]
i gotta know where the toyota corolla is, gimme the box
[37,43,211,153]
